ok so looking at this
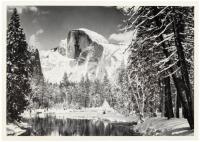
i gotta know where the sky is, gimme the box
[7,6,132,50]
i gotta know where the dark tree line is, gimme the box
[120,6,194,129]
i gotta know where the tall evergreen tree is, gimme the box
[62,72,70,87]
[7,8,31,122]
[102,73,112,104]
[90,79,103,107]
[84,75,91,107]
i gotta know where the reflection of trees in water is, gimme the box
[28,115,140,136]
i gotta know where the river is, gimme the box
[22,114,141,136]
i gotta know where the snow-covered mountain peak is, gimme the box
[40,28,129,83]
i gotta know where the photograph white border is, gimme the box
[0,0,199,141]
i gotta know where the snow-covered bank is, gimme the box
[7,122,31,136]
[22,107,138,123]
[22,101,138,123]
[133,117,194,136]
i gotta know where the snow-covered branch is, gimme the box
[153,20,173,39]
[149,33,174,50]
[148,7,168,20]
[153,50,177,67]
[162,66,180,78]
[157,60,178,75]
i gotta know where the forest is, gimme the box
[7,6,194,134]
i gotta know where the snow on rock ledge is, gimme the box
[78,28,109,44]
[40,28,129,83]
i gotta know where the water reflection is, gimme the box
[26,115,140,136]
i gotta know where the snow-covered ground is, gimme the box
[7,121,31,136]
[133,117,194,136]
[22,102,138,123]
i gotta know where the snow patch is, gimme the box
[7,122,30,136]
[22,106,137,123]
[134,117,194,136]
[78,28,109,44]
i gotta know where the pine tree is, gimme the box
[62,72,70,87]
[116,64,132,115]
[102,73,112,105]
[84,75,90,108]
[60,73,72,106]
[70,83,80,109]
[90,79,102,107]
[7,8,31,122]
[77,76,86,108]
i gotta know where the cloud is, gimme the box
[8,6,38,14]
[29,29,44,49]
[109,30,137,45]
[36,29,44,35]
[7,6,49,15]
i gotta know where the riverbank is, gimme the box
[133,117,194,136]
[22,107,138,123]
[7,121,31,136]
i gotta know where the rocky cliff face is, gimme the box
[66,28,128,81]
[67,29,92,59]
[30,49,44,82]
[40,28,129,83]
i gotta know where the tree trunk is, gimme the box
[172,9,194,129]
[175,93,180,118]
[159,79,165,117]
[163,77,174,119]
[161,91,165,117]
[172,76,193,128]
[182,104,187,118]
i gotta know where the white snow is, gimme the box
[40,50,77,83]
[101,99,114,112]
[40,49,98,83]
[7,122,30,136]
[96,43,129,82]
[134,117,194,136]
[78,28,109,44]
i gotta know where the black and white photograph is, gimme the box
[2,0,198,138]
